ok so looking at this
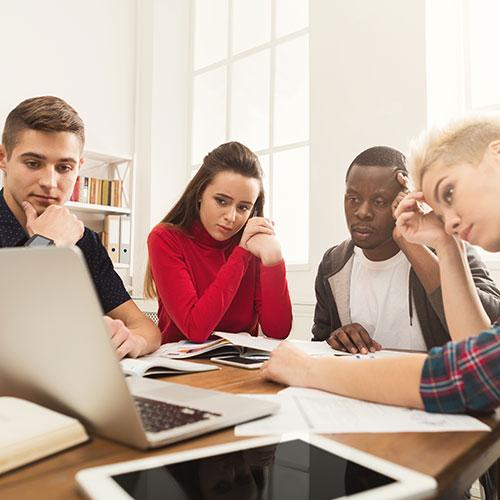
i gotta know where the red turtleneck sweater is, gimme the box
[147,221,293,344]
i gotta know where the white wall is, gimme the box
[0,0,137,156]
[0,0,191,299]
[132,0,191,297]
[289,0,428,339]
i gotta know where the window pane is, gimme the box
[230,50,270,152]
[273,147,309,264]
[232,0,270,54]
[274,35,309,146]
[192,67,227,165]
[276,0,309,38]
[259,154,271,218]
[469,0,500,107]
[194,0,228,69]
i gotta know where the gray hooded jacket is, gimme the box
[312,239,500,348]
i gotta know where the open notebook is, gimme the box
[0,397,88,474]
[150,332,281,359]
[119,357,218,377]
[150,332,415,360]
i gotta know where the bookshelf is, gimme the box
[67,150,135,293]
[0,150,134,292]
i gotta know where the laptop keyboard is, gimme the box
[133,396,222,434]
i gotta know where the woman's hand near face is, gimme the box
[246,233,283,266]
[239,216,275,249]
[394,192,452,249]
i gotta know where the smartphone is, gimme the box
[210,354,270,369]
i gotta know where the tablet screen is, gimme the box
[111,439,396,499]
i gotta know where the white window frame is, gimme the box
[461,0,500,270]
[462,0,500,114]
[426,0,500,271]
[188,0,310,269]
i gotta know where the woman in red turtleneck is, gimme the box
[145,142,292,344]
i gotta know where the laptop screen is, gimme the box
[112,439,396,499]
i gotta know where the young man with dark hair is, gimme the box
[0,96,161,358]
[312,146,500,353]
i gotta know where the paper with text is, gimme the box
[234,388,490,435]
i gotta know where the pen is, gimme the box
[354,353,375,359]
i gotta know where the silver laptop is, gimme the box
[0,246,278,449]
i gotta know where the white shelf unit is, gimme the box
[66,150,135,292]
[66,201,131,215]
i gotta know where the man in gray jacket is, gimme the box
[312,146,500,353]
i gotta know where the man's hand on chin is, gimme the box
[23,201,84,246]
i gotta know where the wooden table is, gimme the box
[0,364,498,499]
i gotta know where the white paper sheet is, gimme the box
[234,389,490,436]
[284,340,413,358]
[287,339,347,356]
[235,395,310,435]
[214,333,414,358]
[213,333,340,355]
[213,332,282,351]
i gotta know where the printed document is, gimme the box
[235,388,490,435]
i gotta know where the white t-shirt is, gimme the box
[349,247,427,351]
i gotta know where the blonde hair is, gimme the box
[408,115,500,189]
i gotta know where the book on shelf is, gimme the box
[120,357,219,377]
[81,177,89,203]
[102,180,109,207]
[69,176,80,202]
[69,176,123,208]
[0,397,88,475]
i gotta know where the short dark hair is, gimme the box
[2,96,85,158]
[345,146,407,182]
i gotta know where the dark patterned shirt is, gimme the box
[420,327,500,413]
[0,189,130,313]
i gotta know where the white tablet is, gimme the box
[76,434,436,499]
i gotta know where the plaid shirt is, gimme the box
[420,327,500,413]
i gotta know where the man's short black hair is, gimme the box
[345,146,407,182]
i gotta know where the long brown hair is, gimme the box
[144,141,265,299]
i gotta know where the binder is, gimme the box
[104,215,120,263]
[119,215,131,265]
